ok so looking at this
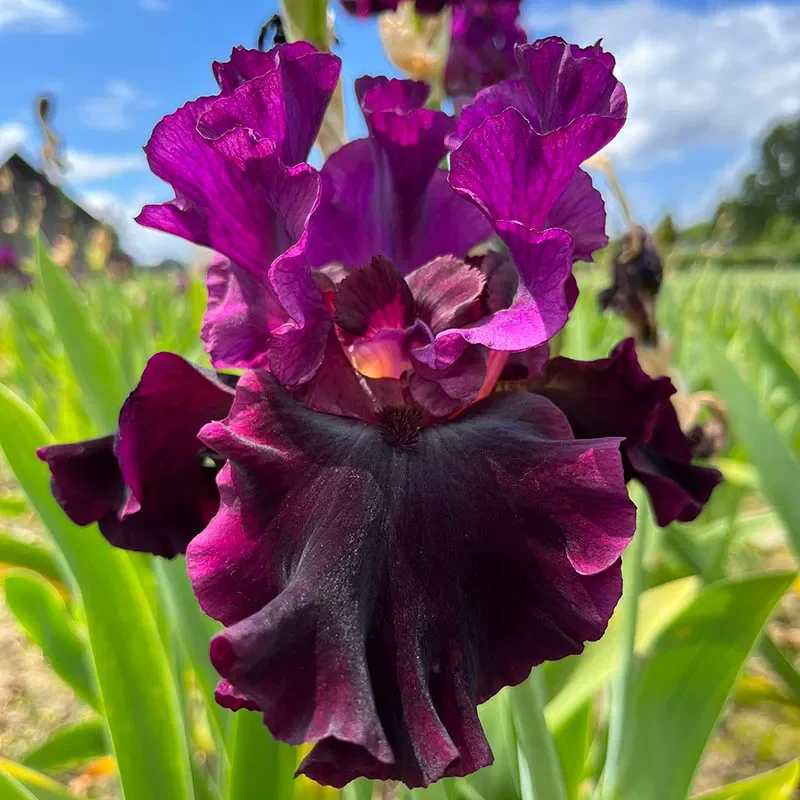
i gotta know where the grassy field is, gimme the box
[0,262,798,799]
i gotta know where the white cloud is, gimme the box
[64,150,147,183]
[140,0,169,10]
[529,1,800,168]
[80,81,155,132]
[0,122,28,158]
[82,189,194,265]
[0,0,82,33]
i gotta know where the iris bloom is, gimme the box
[39,38,719,788]
[341,0,526,106]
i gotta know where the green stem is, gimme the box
[223,711,295,800]
[759,633,800,705]
[511,669,569,800]
[601,490,650,799]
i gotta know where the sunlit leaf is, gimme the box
[0,533,65,586]
[22,720,108,772]
[3,569,98,709]
[691,759,799,799]
[546,576,700,731]
[607,571,795,800]
[706,339,800,559]
[0,760,74,800]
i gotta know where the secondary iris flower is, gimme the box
[38,38,718,789]
[341,0,450,15]
[341,0,526,106]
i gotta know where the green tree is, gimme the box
[719,117,800,241]
[655,213,678,249]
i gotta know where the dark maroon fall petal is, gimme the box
[39,353,236,558]
[187,371,635,787]
[37,436,125,528]
[534,339,722,526]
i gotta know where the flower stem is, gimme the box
[601,489,650,799]
[511,669,568,800]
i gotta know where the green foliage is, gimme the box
[604,572,795,800]
[22,720,108,771]
[655,213,679,249]
[3,569,98,709]
[692,759,799,799]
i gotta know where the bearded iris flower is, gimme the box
[38,37,720,788]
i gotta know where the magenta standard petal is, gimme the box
[213,42,317,95]
[445,1,526,108]
[187,372,635,787]
[534,339,722,526]
[451,108,592,230]
[200,45,341,166]
[516,37,625,141]
[306,79,492,275]
[137,105,320,277]
[451,36,627,152]
[546,169,608,263]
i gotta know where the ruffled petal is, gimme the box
[137,112,319,276]
[200,45,341,165]
[450,108,591,230]
[213,42,317,95]
[516,37,625,139]
[406,256,485,334]
[450,36,626,152]
[412,226,573,373]
[533,339,722,526]
[627,404,723,526]
[546,169,607,263]
[188,372,635,787]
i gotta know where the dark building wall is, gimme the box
[0,152,116,274]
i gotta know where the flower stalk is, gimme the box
[511,670,568,800]
[601,487,651,800]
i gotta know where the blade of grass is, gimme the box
[706,339,800,559]
[35,238,129,432]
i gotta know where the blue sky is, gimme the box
[1,0,799,261]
